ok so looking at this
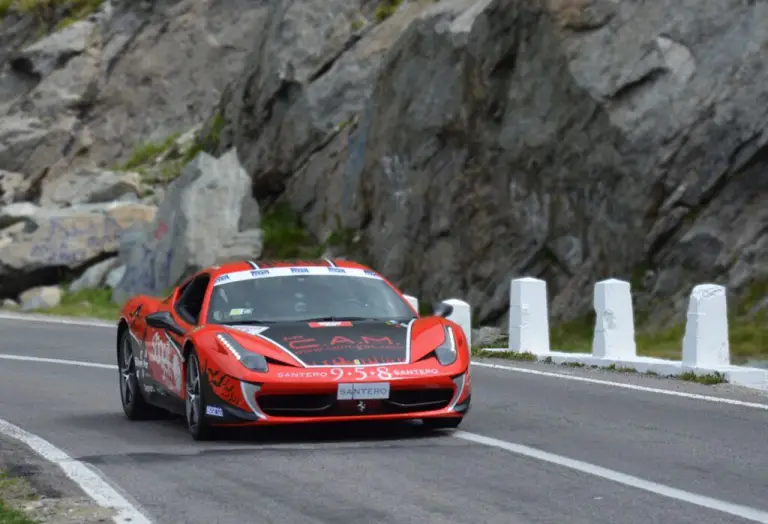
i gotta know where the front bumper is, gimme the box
[201,366,471,427]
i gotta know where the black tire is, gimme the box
[185,350,215,441]
[118,330,161,420]
[422,417,463,430]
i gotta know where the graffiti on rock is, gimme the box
[118,219,177,296]
[27,215,127,265]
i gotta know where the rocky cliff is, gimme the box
[0,0,766,334]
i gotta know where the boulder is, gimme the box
[19,286,62,311]
[112,149,260,303]
[69,256,121,293]
[39,167,143,207]
[0,202,157,298]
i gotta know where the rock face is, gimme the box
[1,0,766,327]
[0,0,268,180]
[210,0,768,326]
[112,149,261,303]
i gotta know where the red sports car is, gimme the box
[116,259,472,439]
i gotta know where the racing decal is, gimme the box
[229,308,252,316]
[147,332,183,396]
[206,406,224,417]
[129,329,149,380]
[257,259,333,268]
[308,321,352,328]
[275,367,439,381]
[204,367,250,411]
[257,321,410,366]
[225,325,270,335]
[212,266,383,286]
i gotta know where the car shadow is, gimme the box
[62,411,452,452]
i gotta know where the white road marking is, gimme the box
[2,311,768,410]
[0,354,117,369]
[453,431,768,523]
[0,417,153,524]
[472,361,768,410]
[0,311,114,327]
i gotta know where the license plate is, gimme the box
[337,382,390,400]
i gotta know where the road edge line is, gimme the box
[0,417,153,524]
[0,311,114,327]
[471,361,768,410]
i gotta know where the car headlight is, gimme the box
[216,333,268,372]
[435,326,457,366]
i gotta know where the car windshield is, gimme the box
[206,267,417,324]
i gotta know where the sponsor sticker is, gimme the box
[213,266,384,285]
[226,325,270,335]
[206,406,224,417]
[229,308,253,316]
[276,370,329,379]
[308,321,353,328]
[148,333,183,394]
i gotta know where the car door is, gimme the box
[143,274,207,398]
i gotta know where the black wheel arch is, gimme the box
[117,319,129,357]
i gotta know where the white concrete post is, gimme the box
[508,277,550,355]
[403,294,419,313]
[682,284,729,368]
[592,279,637,360]
[443,298,471,349]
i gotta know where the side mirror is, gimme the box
[431,301,454,318]
[146,311,186,336]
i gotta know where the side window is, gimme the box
[174,274,211,325]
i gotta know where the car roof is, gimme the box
[207,258,376,279]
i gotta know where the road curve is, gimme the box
[1,315,767,524]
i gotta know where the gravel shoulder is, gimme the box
[0,437,114,524]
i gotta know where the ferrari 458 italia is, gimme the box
[116,259,471,440]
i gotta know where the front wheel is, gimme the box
[185,350,215,441]
[118,330,160,420]
[422,417,463,430]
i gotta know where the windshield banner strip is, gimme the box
[213,266,382,286]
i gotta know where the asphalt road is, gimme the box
[1,315,768,524]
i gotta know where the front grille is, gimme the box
[256,388,454,417]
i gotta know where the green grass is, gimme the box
[120,133,180,170]
[549,312,767,364]
[374,0,402,21]
[0,473,38,524]
[260,203,325,259]
[29,288,120,320]
[0,500,37,524]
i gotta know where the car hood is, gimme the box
[223,319,415,367]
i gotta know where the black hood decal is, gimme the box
[256,320,412,367]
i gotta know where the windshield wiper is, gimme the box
[301,316,372,322]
